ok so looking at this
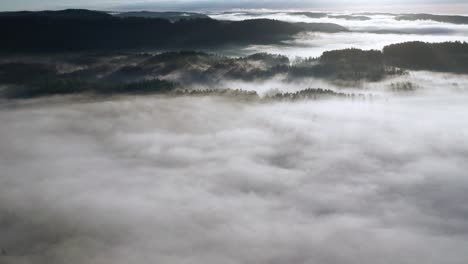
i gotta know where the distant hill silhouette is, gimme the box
[0,9,112,19]
[115,11,210,22]
[328,15,371,21]
[291,12,328,18]
[294,22,348,32]
[395,14,468,25]
[0,9,348,52]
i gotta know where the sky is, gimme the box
[1,0,468,14]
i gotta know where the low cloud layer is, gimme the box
[1,73,468,263]
[208,12,468,58]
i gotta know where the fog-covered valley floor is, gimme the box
[1,71,468,264]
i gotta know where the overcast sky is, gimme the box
[1,0,468,13]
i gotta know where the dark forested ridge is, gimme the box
[0,49,396,99]
[0,50,384,99]
[0,9,113,19]
[395,14,468,25]
[1,40,468,99]
[383,41,468,72]
[0,9,347,53]
[288,48,401,81]
[291,12,328,18]
[315,41,468,73]
[115,11,210,22]
[328,15,371,21]
[294,22,348,33]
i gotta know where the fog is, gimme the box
[210,12,468,58]
[2,6,468,264]
[209,12,468,33]
[1,70,468,264]
[237,31,468,58]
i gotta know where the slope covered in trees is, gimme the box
[0,9,112,19]
[115,11,210,22]
[2,41,468,99]
[0,9,348,52]
[383,41,468,72]
[395,14,468,25]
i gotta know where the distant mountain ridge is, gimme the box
[115,11,210,22]
[0,9,349,52]
[395,13,468,24]
[0,9,112,19]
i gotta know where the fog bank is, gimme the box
[1,80,468,263]
[211,12,468,58]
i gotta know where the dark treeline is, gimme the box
[0,9,112,19]
[2,80,366,102]
[115,11,210,22]
[294,41,468,76]
[0,9,347,52]
[395,14,468,25]
[383,41,468,72]
[290,48,400,81]
[1,78,176,99]
[328,15,371,21]
[179,88,368,101]
[291,12,328,18]
[290,12,371,21]
[389,82,417,93]
[267,88,352,100]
